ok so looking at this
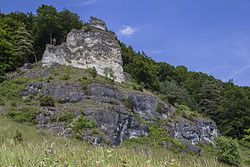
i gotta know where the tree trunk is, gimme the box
[33,53,37,63]
[49,30,52,44]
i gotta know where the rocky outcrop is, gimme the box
[42,17,125,83]
[170,119,220,146]
[25,82,86,103]
[24,81,171,146]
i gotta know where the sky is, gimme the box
[1,0,250,86]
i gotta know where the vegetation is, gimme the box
[0,4,250,166]
[120,41,250,140]
[0,5,83,76]
[0,116,238,167]
[39,95,55,107]
[6,107,38,124]
[215,136,241,166]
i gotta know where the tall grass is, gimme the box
[0,116,239,167]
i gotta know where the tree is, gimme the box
[13,26,34,65]
[56,8,83,44]
[160,80,191,105]
[36,5,60,45]
[198,80,221,117]
[216,84,250,139]
[0,16,20,73]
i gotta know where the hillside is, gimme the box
[0,4,250,167]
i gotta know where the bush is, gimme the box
[155,103,165,114]
[124,96,136,112]
[88,67,97,79]
[215,136,241,166]
[60,74,70,80]
[81,76,91,94]
[58,112,74,123]
[0,96,4,106]
[6,107,38,124]
[13,129,23,144]
[73,115,96,133]
[0,78,28,99]
[104,67,116,82]
[39,95,55,107]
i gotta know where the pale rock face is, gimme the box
[42,17,125,83]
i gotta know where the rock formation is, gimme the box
[42,17,125,83]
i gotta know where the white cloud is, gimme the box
[119,26,138,37]
[148,49,164,55]
[80,0,97,6]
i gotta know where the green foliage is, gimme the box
[216,84,250,139]
[160,80,189,105]
[92,128,100,134]
[104,67,116,82]
[60,74,70,80]
[155,102,165,114]
[6,107,38,124]
[13,129,23,144]
[87,67,97,79]
[198,80,221,117]
[175,104,200,121]
[215,136,241,166]
[73,115,97,137]
[0,77,28,100]
[124,96,136,112]
[58,112,74,123]
[81,76,91,94]
[243,129,250,141]
[10,101,16,107]
[125,124,186,153]
[39,95,55,107]
[84,24,92,32]
[0,96,4,106]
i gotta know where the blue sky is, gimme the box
[1,0,250,86]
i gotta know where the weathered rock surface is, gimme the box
[170,119,220,146]
[42,17,125,82]
[25,82,86,103]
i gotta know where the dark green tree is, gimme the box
[13,26,34,65]
[36,5,60,45]
[198,80,221,117]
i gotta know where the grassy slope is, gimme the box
[0,115,233,167]
[0,64,249,166]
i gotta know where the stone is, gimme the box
[42,17,125,83]
[170,119,220,146]
[20,63,31,71]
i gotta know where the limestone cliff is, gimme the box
[42,17,125,83]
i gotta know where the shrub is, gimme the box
[60,74,70,80]
[13,129,23,144]
[124,96,136,112]
[84,24,92,32]
[88,67,97,79]
[92,128,100,134]
[73,116,97,133]
[0,96,5,106]
[39,95,55,107]
[104,67,116,82]
[10,101,17,107]
[81,76,91,94]
[6,107,38,124]
[58,112,74,123]
[0,78,28,99]
[215,136,241,166]
[155,103,165,114]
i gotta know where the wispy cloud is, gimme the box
[119,26,138,37]
[148,49,164,55]
[80,0,97,6]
